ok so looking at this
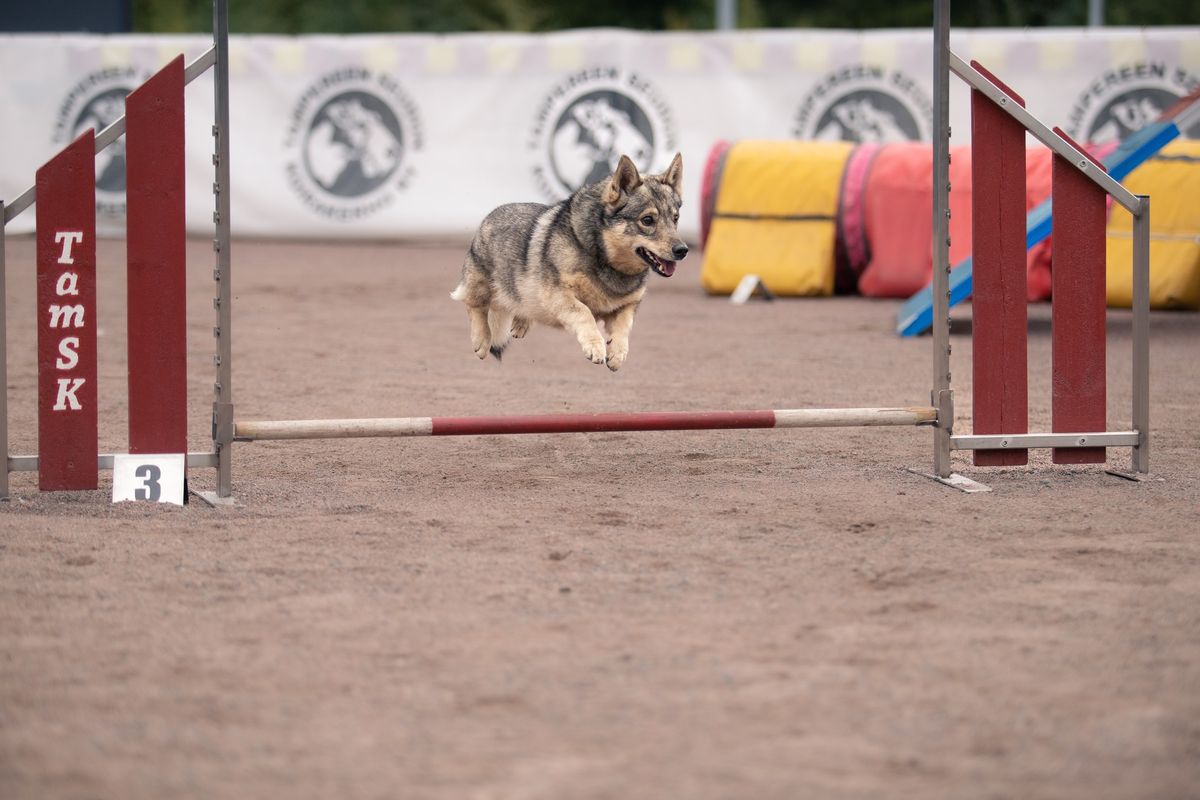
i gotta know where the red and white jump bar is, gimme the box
[235,406,938,441]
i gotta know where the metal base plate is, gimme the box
[1104,469,1154,483]
[908,469,993,493]
[193,490,237,508]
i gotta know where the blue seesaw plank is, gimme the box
[895,120,1182,337]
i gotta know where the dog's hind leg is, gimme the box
[454,257,496,360]
[486,309,514,360]
[468,307,492,359]
[510,317,532,339]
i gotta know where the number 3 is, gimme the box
[134,464,162,501]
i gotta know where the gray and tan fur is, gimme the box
[451,153,687,371]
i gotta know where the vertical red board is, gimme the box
[1051,149,1107,464]
[126,55,187,456]
[36,131,99,490]
[971,88,1028,466]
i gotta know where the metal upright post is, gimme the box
[1,202,8,500]
[212,0,234,498]
[715,0,736,30]
[1131,195,1150,474]
[931,0,954,478]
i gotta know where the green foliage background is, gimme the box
[134,0,1200,34]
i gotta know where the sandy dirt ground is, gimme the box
[2,237,1198,799]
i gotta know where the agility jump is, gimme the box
[0,0,1151,501]
[924,0,1150,486]
[0,0,233,501]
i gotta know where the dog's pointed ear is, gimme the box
[659,152,683,196]
[602,155,642,206]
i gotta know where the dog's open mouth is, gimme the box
[636,247,676,277]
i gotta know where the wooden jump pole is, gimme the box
[235,407,939,441]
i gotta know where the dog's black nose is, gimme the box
[672,244,689,260]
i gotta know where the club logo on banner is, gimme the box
[793,65,932,142]
[529,67,677,200]
[285,68,423,221]
[53,67,144,219]
[1067,62,1200,144]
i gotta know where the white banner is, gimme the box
[1,27,1197,241]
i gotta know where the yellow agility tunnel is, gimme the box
[701,138,1200,310]
[700,140,854,296]
[1106,140,1200,310]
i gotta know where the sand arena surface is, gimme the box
[2,237,1199,798]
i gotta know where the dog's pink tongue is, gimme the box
[661,261,676,277]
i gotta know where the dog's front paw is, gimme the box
[606,342,629,371]
[473,339,491,359]
[510,317,531,339]
[582,337,607,365]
